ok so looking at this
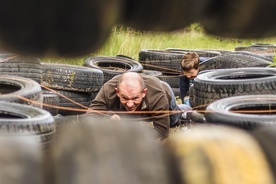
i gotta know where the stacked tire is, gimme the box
[167,125,274,184]
[45,116,182,184]
[138,49,223,97]
[0,53,42,84]
[0,101,55,150]
[204,95,276,130]
[41,62,104,116]
[0,135,43,184]
[190,67,276,110]
[138,49,185,96]
[199,51,271,72]
[83,55,143,83]
[0,58,56,150]
[0,75,43,108]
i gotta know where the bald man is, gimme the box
[88,72,190,139]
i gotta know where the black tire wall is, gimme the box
[42,62,104,93]
[84,55,143,83]
[47,116,182,184]
[205,95,276,130]
[0,75,43,108]
[191,68,276,109]
[0,54,42,83]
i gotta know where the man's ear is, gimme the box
[115,87,120,97]
[142,88,148,98]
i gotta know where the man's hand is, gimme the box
[111,114,121,120]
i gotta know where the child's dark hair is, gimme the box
[181,52,200,71]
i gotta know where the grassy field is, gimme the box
[43,24,276,65]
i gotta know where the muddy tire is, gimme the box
[224,51,274,62]
[0,75,43,108]
[0,54,42,83]
[139,49,183,74]
[157,74,180,88]
[166,48,221,57]
[41,62,103,93]
[42,90,60,116]
[205,95,276,130]
[172,87,180,97]
[47,116,181,184]
[0,101,55,149]
[0,101,55,133]
[52,89,92,116]
[235,44,276,53]
[199,52,271,71]
[251,126,276,177]
[0,137,42,184]
[167,125,274,184]
[83,55,143,83]
[199,0,276,38]
[0,0,123,57]
[120,0,203,31]
[191,67,276,110]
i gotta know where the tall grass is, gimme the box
[43,24,276,65]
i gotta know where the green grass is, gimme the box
[42,24,276,65]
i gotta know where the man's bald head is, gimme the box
[117,72,145,90]
[115,72,147,111]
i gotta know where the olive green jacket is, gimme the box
[88,74,171,139]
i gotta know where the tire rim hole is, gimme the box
[97,63,131,71]
[230,105,276,115]
[218,74,274,80]
[0,84,20,94]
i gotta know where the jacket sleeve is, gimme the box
[88,75,119,112]
[179,75,190,103]
[87,85,111,116]
[150,95,170,140]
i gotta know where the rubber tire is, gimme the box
[0,75,43,108]
[47,115,182,184]
[0,0,123,57]
[0,101,55,134]
[191,67,276,110]
[0,54,42,83]
[165,48,221,57]
[251,126,276,177]
[199,52,271,71]
[0,136,42,184]
[222,51,274,62]
[199,0,276,38]
[41,62,104,93]
[52,89,92,116]
[205,95,276,130]
[188,84,195,107]
[167,125,274,184]
[157,74,180,88]
[83,55,143,83]
[172,87,180,97]
[139,49,183,74]
[42,90,60,116]
[235,44,276,53]
[120,0,204,31]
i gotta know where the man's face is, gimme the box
[115,86,147,111]
[183,68,199,79]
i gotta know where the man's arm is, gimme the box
[87,79,121,120]
[89,86,108,108]
[87,84,111,117]
[150,96,170,140]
